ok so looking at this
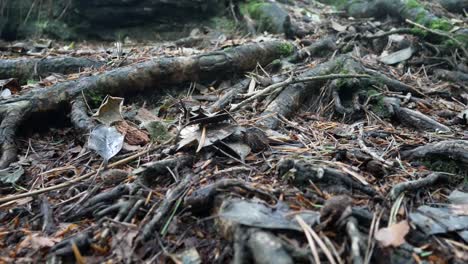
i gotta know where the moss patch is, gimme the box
[278,42,294,56]
[420,158,467,179]
[84,90,106,107]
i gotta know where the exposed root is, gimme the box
[70,96,95,133]
[389,172,453,200]
[0,101,30,169]
[401,140,468,164]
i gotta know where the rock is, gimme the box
[243,1,288,34]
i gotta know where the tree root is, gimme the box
[0,57,104,83]
[257,55,424,130]
[401,140,468,164]
[277,159,378,196]
[389,172,452,200]
[141,172,193,241]
[0,41,290,169]
[184,178,275,213]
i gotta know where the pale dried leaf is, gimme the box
[379,47,414,65]
[93,96,124,126]
[375,221,409,247]
[88,125,124,162]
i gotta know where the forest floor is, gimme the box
[0,1,467,263]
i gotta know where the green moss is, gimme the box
[27,79,38,85]
[410,27,427,37]
[421,158,467,178]
[406,0,422,9]
[366,89,391,118]
[84,90,105,106]
[278,42,294,56]
[429,18,452,31]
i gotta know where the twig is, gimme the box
[346,217,364,264]
[358,125,393,167]
[296,215,321,264]
[230,74,370,111]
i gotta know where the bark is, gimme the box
[0,41,291,168]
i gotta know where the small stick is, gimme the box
[230,74,370,112]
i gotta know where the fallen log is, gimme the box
[0,40,293,168]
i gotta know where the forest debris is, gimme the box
[448,190,468,205]
[247,229,294,264]
[115,121,150,146]
[379,47,414,65]
[92,96,124,126]
[0,78,20,92]
[319,195,352,230]
[219,198,319,231]
[409,205,468,242]
[111,229,138,262]
[374,221,410,247]
[394,107,451,132]
[345,217,365,263]
[0,165,24,184]
[0,88,11,99]
[169,247,201,264]
[389,172,451,200]
[177,123,242,150]
[87,125,124,162]
[143,120,173,142]
[277,159,378,196]
[222,142,251,162]
[401,140,468,164]
[17,234,59,251]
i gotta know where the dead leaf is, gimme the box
[0,166,24,184]
[331,20,347,32]
[247,77,256,94]
[17,234,60,251]
[375,221,409,247]
[223,142,251,162]
[169,247,201,264]
[0,78,20,92]
[135,107,159,124]
[88,125,124,162]
[93,96,124,126]
[115,121,150,146]
[143,120,173,142]
[0,88,11,99]
[379,47,414,65]
[177,124,242,150]
[196,126,207,152]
